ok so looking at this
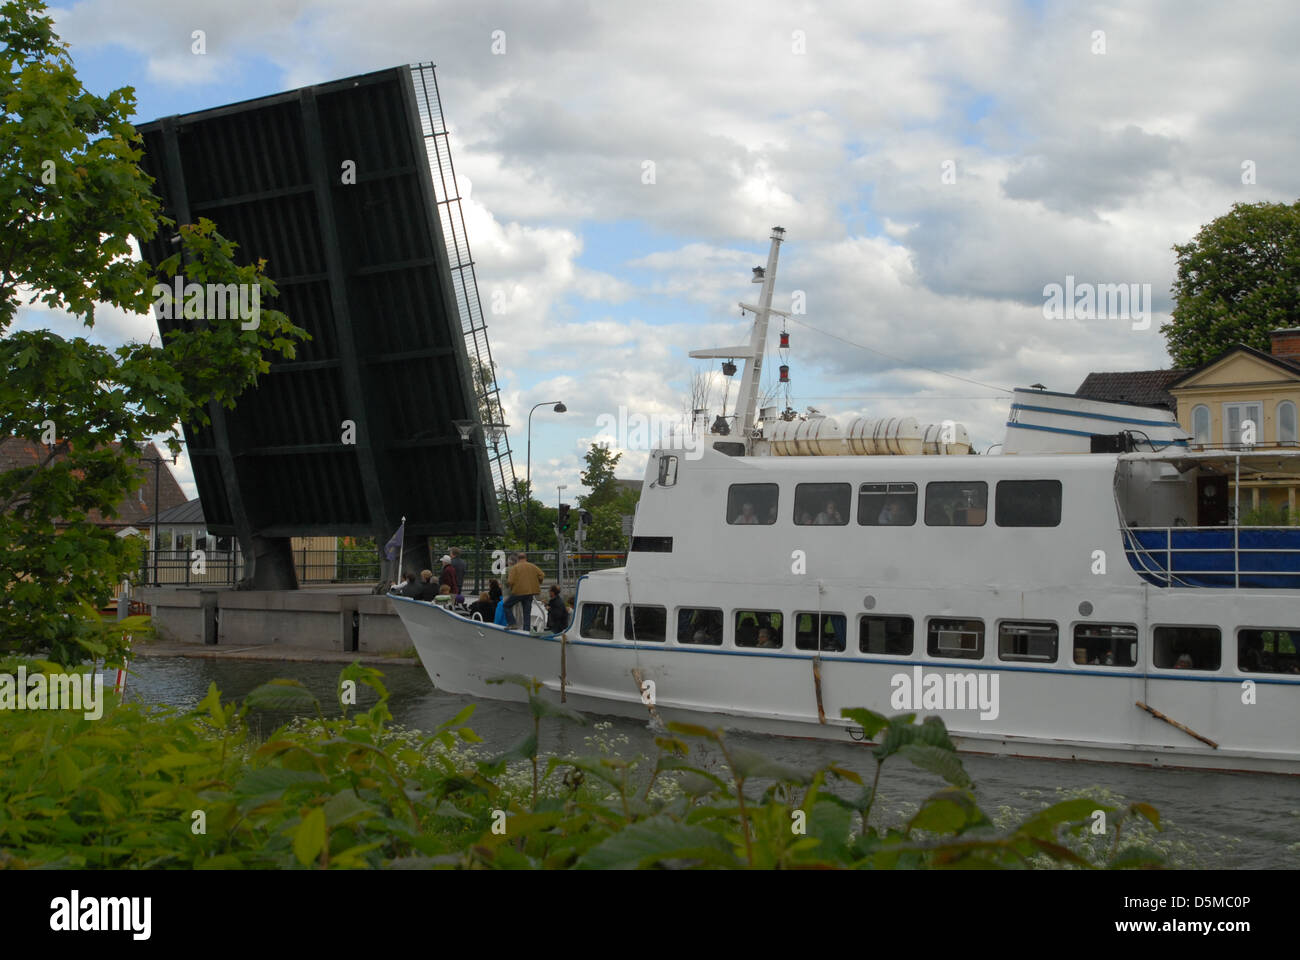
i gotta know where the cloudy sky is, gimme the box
[23,0,1300,502]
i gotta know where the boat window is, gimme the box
[1153,626,1221,671]
[1072,624,1137,667]
[998,621,1059,662]
[927,618,984,659]
[1238,628,1300,674]
[727,483,779,525]
[794,483,850,525]
[924,482,987,526]
[677,607,723,645]
[995,480,1062,527]
[735,610,784,649]
[858,482,917,526]
[795,613,846,651]
[859,615,914,655]
[579,603,616,640]
[657,455,678,486]
[623,605,667,642]
[713,441,746,457]
[630,536,673,552]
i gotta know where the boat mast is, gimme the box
[734,226,785,440]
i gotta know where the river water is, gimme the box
[124,657,1299,869]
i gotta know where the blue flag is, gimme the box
[384,521,405,561]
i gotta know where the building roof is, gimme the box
[1165,342,1300,390]
[140,497,206,526]
[1074,370,1187,411]
[0,438,188,528]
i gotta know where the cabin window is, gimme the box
[1223,402,1262,448]
[677,607,723,645]
[1153,626,1221,671]
[1279,402,1298,446]
[998,621,1059,662]
[794,483,850,525]
[623,605,667,642]
[657,455,678,486]
[1191,405,1211,445]
[995,480,1062,527]
[735,610,783,649]
[924,482,987,526]
[579,602,616,640]
[1238,628,1300,674]
[858,482,917,526]
[795,613,847,652]
[859,616,914,655]
[927,618,984,659]
[727,483,779,525]
[1072,624,1137,667]
[631,536,673,552]
[713,441,746,457]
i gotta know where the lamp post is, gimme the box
[454,419,509,596]
[557,484,567,513]
[525,400,566,554]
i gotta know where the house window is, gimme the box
[924,482,987,526]
[1224,402,1262,448]
[623,605,667,642]
[1191,405,1210,445]
[794,613,846,652]
[995,480,1062,527]
[998,621,1058,662]
[927,618,984,659]
[579,603,615,640]
[1278,402,1297,445]
[727,483,779,525]
[677,607,723,645]
[793,483,850,525]
[858,482,917,526]
[735,610,783,648]
[1153,625,1221,671]
[859,615,914,655]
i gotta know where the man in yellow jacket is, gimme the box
[504,552,546,630]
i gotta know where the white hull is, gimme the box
[390,591,1300,776]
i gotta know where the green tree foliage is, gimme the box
[579,443,622,510]
[0,0,307,664]
[0,663,1164,870]
[1162,200,1300,368]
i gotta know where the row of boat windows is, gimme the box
[578,603,1300,675]
[724,480,1062,527]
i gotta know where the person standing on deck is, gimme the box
[449,547,468,595]
[505,552,545,630]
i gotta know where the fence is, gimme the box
[137,547,627,592]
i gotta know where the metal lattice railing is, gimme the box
[409,62,520,533]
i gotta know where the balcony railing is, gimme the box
[1122,526,1300,588]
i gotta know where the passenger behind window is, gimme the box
[734,502,759,524]
[878,498,910,524]
[814,500,843,525]
[756,627,780,649]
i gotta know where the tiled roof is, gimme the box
[0,437,188,528]
[1074,370,1187,411]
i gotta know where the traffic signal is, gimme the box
[579,509,592,528]
[558,503,571,531]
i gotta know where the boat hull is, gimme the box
[390,593,1300,776]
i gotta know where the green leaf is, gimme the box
[575,816,739,869]
[899,743,971,787]
[293,807,327,867]
[235,768,328,796]
[244,680,318,713]
[840,707,890,739]
[726,747,810,784]
[527,694,586,725]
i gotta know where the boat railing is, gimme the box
[1121,525,1300,588]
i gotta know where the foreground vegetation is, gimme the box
[0,662,1164,869]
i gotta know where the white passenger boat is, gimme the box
[392,228,1300,775]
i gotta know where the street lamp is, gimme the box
[525,400,566,553]
[455,418,509,596]
[557,484,567,513]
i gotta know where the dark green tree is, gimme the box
[578,443,622,511]
[1162,200,1300,368]
[0,0,307,664]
